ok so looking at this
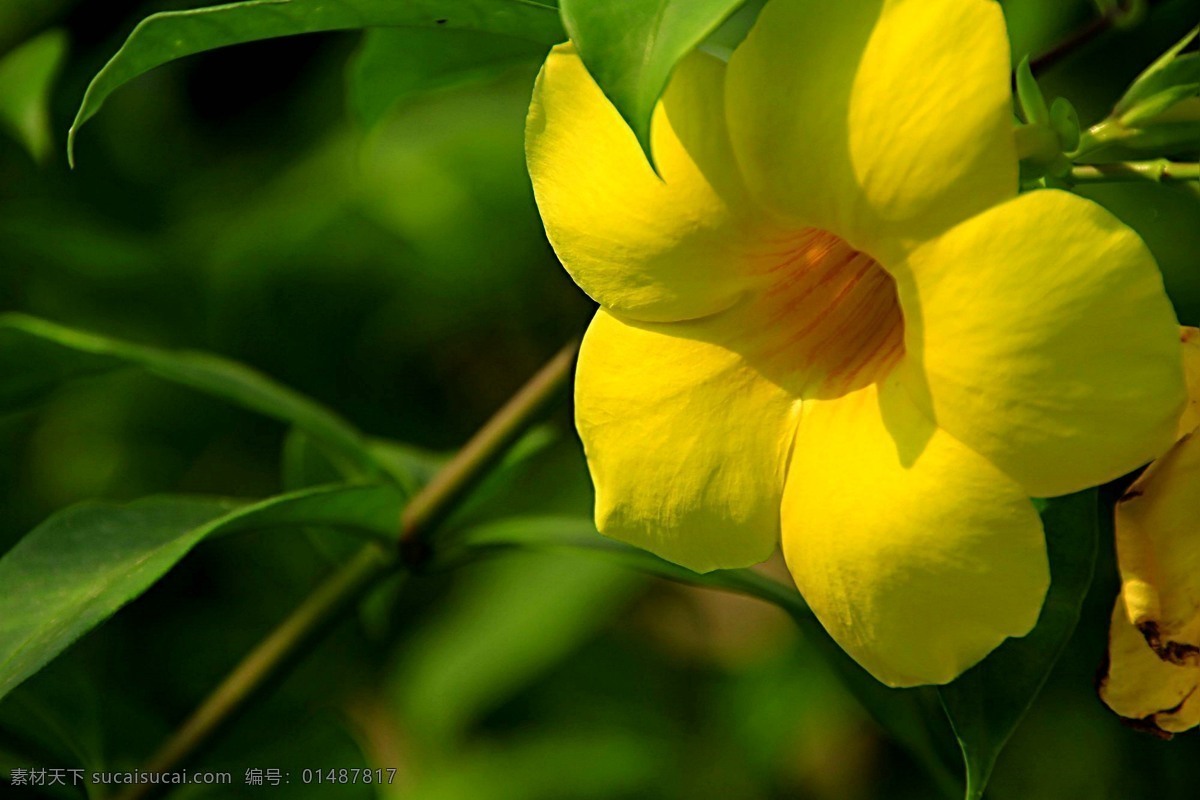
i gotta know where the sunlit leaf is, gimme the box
[0,314,383,479]
[559,0,747,162]
[68,0,565,162]
[938,490,1099,800]
[0,29,66,163]
[348,27,544,128]
[0,483,404,701]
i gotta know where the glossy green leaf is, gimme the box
[68,0,564,162]
[0,313,382,478]
[559,0,747,162]
[938,490,1099,800]
[348,27,544,128]
[0,29,66,163]
[0,483,404,702]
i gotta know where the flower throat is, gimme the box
[756,228,905,399]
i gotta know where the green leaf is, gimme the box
[0,313,382,478]
[451,515,808,617]
[697,0,765,60]
[1016,56,1049,126]
[938,490,1099,800]
[1050,97,1081,152]
[0,29,66,163]
[392,546,636,745]
[1114,25,1199,124]
[68,0,565,163]
[348,27,545,128]
[0,664,105,774]
[453,515,963,796]
[0,483,404,702]
[559,0,747,163]
[1122,79,1200,126]
[280,428,439,563]
[282,429,355,491]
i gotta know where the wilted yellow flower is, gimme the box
[1101,328,1200,735]
[527,0,1185,686]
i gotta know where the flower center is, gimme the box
[753,228,904,399]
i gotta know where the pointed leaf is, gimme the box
[1115,25,1199,119]
[559,0,747,163]
[938,490,1099,800]
[0,483,404,701]
[68,0,564,162]
[0,314,381,478]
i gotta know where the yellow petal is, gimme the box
[725,0,1015,250]
[1100,598,1200,735]
[576,309,802,572]
[781,377,1048,687]
[527,44,761,323]
[895,189,1184,499]
[1115,430,1200,664]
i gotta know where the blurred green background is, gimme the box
[2,0,1199,798]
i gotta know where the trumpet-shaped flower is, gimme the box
[1100,328,1200,734]
[526,0,1185,686]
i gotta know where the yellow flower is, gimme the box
[526,0,1185,686]
[1100,328,1200,735]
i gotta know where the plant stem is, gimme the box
[1068,159,1200,184]
[112,340,579,800]
[399,339,579,564]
